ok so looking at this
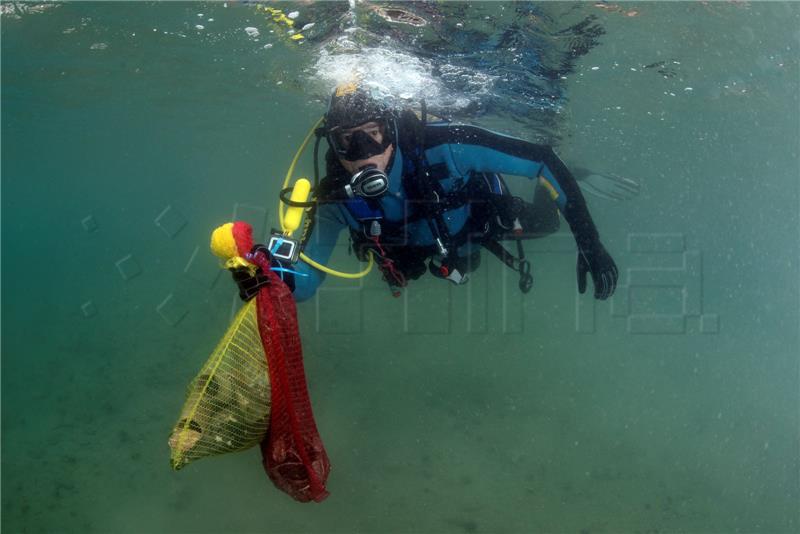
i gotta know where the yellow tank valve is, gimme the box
[284,178,311,235]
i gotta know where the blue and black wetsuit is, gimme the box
[289,116,607,302]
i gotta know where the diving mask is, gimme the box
[328,120,394,162]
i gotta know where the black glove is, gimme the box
[229,244,296,301]
[577,241,618,300]
[230,265,270,301]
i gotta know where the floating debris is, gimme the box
[373,6,427,27]
[195,24,205,30]
[594,3,640,17]
[0,2,60,19]
[258,5,305,46]
[642,60,677,78]
[245,27,260,38]
[90,42,108,50]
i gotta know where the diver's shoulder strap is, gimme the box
[396,109,425,157]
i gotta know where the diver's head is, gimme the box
[325,83,396,174]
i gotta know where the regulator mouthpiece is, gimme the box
[345,165,389,199]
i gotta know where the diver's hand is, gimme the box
[230,265,270,301]
[577,241,618,300]
[231,244,296,298]
[228,244,272,301]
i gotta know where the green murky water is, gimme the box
[2,2,798,532]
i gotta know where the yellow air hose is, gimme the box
[278,117,374,279]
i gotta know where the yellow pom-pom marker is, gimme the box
[210,221,255,271]
[210,222,238,260]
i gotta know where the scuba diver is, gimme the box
[232,82,618,303]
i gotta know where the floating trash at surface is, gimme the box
[373,6,427,27]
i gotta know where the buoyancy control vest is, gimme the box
[313,108,548,294]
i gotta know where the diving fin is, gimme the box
[573,167,641,202]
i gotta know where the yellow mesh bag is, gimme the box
[169,299,271,470]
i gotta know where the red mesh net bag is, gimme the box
[251,250,330,503]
